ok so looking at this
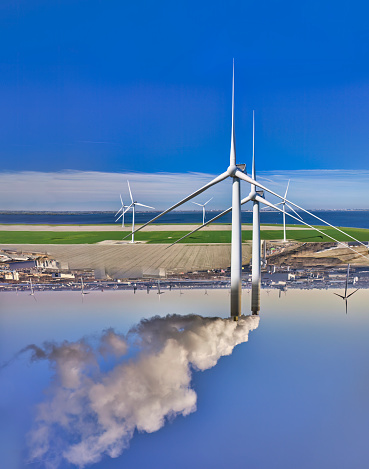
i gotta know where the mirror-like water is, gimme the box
[1,289,368,469]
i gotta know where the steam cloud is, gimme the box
[24,314,259,468]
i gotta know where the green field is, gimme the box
[1,227,369,244]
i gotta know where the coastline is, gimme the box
[0,223,309,232]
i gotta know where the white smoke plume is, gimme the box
[25,314,259,468]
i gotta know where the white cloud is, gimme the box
[25,314,259,468]
[0,169,369,211]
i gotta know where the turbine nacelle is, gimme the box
[248,189,264,201]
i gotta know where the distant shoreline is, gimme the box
[0,223,309,232]
[1,209,369,214]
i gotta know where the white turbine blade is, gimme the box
[123,203,134,213]
[115,207,123,217]
[346,288,359,299]
[121,171,229,240]
[333,293,345,299]
[192,202,203,207]
[235,169,369,250]
[127,180,134,203]
[252,110,255,180]
[116,204,133,221]
[230,59,236,166]
[255,195,369,262]
[284,180,290,200]
[204,197,213,206]
[135,203,155,209]
[285,203,303,220]
[274,202,284,206]
[168,194,253,247]
[168,208,232,246]
[120,194,123,205]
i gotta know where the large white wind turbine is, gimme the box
[115,194,128,227]
[120,181,155,243]
[121,61,249,318]
[122,62,369,317]
[192,197,213,225]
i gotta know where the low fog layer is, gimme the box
[23,314,259,468]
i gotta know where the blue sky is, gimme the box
[1,0,369,178]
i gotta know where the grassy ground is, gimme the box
[1,227,369,244]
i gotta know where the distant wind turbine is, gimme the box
[29,278,36,301]
[273,180,303,242]
[115,194,128,227]
[118,181,155,243]
[81,278,89,302]
[333,264,359,314]
[192,197,213,225]
[157,279,164,299]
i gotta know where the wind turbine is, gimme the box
[122,61,248,318]
[29,278,36,301]
[119,181,155,243]
[273,180,302,242]
[121,62,369,318]
[157,279,164,299]
[81,278,89,301]
[115,195,128,227]
[333,264,359,314]
[192,197,213,225]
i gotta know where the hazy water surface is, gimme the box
[1,210,369,228]
[1,289,369,469]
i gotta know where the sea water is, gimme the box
[1,210,369,229]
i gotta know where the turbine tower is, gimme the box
[229,63,243,318]
[192,197,213,225]
[122,181,155,243]
[250,111,261,314]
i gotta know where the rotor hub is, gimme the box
[227,164,237,177]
